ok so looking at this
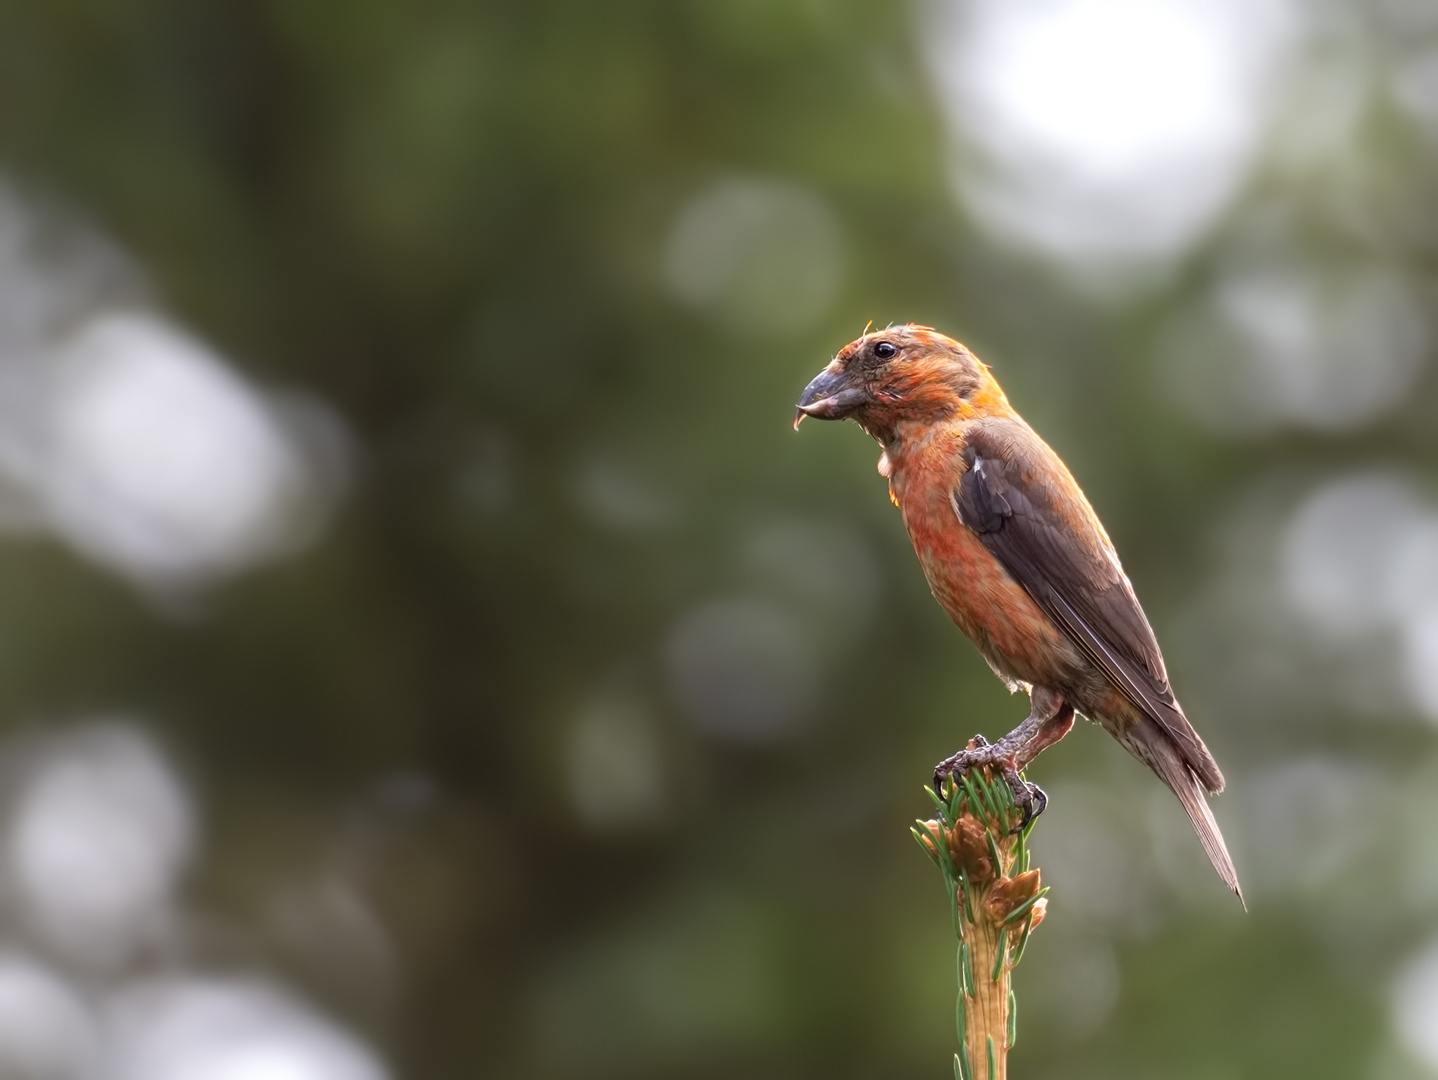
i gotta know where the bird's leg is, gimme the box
[933,686,1076,829]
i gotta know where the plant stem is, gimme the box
[913,766,1049,1080]
[963,898,1009,1079]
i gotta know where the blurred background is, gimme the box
[0,0,1437,1077]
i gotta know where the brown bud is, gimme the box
[1029,897,1047,930]
[918,820,946,861]
[985,868,1042,923]
[949,817,995,882]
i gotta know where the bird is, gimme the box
[794,324,1241,902]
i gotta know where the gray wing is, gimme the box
[953,421,1223,793]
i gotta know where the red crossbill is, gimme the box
[795,325,1241,902]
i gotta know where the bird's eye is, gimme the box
[873,341,898,360]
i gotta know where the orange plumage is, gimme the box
[795,325,1241,903]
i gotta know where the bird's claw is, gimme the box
[1012,780,1047,833]
[930,736,1002,794]
[932,739,1047,834]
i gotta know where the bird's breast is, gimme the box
[892,460,1078,688]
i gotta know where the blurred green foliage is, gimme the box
[2,1,1438,1078]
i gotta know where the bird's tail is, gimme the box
[1130,722,1244,907]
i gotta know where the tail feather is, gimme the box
[1130,723,1244,907]
[1155,699,1225,796]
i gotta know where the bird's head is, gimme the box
[793,325,1008,443]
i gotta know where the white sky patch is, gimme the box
[926,0,1294,270]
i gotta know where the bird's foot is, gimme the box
[932,738,1047,833]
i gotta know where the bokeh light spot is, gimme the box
[1162,262,1427,435]
[568,688,668,831]
[103,978,389,1080]
[664,596,818,742]
[0,953,95,1079]
[663,176,845,335]
[928,0,1293,269]
[7,723,194,969]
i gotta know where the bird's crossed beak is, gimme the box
[793,365,870,430]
